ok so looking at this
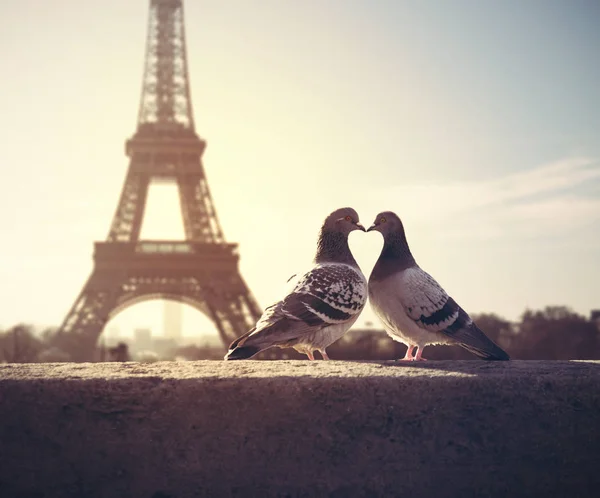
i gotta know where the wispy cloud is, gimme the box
[367,157,600,240]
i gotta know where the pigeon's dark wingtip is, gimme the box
[485,352,511,361]
[224,345,261,361]
[460,341,511,362]
[483,343,511,361]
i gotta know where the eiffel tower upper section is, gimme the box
[108,0,224,245]
[137,0,195,132]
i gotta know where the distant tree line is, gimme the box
[325,306,600,362]
[1,306,599,363]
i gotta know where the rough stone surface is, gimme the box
[1,360,599,498]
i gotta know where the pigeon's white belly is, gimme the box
[296,312,361,350]
[369,276,453,347]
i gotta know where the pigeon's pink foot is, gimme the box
[306,351,315,361]
[320,350,330,361]
[397,345,415,361]
[413,347,427,361]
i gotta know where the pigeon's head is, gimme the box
[324,207,366,234]
[367,211,403,236]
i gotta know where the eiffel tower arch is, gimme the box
[57,0,261,360]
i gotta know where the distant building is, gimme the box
[151,337,178,358]
[108,342,130,362]
[133,328,152,351]
[164,300,183,341]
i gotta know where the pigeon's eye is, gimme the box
[345,215,352,222]
[380,217,387,223]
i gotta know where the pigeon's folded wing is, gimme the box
[401,268,459,330]
[250,264,366,344]
[400,267,508,358]
[400,267,481,344]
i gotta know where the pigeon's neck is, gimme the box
[314,230,358,267]
[381,231,416,266]
[371,230,416,280]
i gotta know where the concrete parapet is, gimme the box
[1,360,599,497]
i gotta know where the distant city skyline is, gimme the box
[100,302,222,341]
[0,0,598,338]
[101,322,224,349]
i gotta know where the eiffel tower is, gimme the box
[57,0,261,360]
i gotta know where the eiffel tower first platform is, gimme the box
[57,0,262,360]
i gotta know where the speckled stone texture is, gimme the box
[1,360,599,498]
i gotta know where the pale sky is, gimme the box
[0,0,599,339]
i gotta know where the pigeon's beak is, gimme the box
[355,222,366,232]
[366,223,377,232]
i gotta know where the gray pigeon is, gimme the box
[225,207,367,361]
[367,211,509,361]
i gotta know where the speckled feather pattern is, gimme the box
[292,263,366,315]
[369,267,465,348]
[245,263,367,353]
[400,268,464,332]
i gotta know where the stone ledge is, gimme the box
[1,360,599,498]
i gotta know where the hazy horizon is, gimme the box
[1,0,599,339]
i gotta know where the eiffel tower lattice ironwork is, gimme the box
[57,0,262,360]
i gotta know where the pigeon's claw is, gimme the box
[414,347,427,361]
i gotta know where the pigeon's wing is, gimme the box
[281,263,366,325]
[400,267,464,333]
[401,267,509,360]
[245,263,367,346]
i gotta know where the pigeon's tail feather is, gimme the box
[224,328,259,361]
[224,318,292,361]
[459,341,510,361]
[457,323,510,361]
[224,345,261,360]
[228,327,255,351]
